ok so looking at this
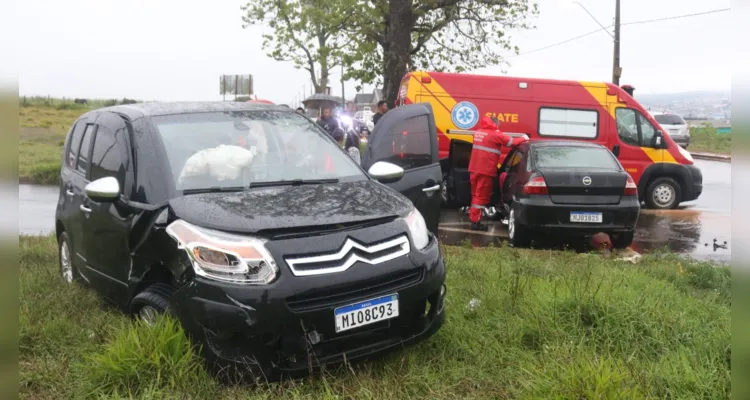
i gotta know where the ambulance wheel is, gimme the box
[645,177,681,210]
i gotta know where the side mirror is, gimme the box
[612,144,621,157]
[368,161,405,184]
[654,131,664,148]
[85,176,121,203]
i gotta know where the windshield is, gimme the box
[533,146,620,170]
[151,110,364,191]
[653,114,685,125]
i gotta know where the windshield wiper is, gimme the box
[248,178,340,188]
[181,186,246,195]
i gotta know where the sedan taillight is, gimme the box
[624,175,638,196]
[523,175,548,195]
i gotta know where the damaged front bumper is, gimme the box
[168,236,447,379]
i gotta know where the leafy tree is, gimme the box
[242,0,355,94]
[343,0,539,106]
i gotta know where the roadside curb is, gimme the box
[690,152,731,163]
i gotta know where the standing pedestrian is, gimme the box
[467,116,528,231]
[317,107,339,138]
[372,100,388,126]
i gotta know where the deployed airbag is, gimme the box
[178,145,256,184]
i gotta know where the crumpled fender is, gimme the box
[123,200,190,301]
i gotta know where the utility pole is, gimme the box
[341,63,346,110]
[612,0,621,85]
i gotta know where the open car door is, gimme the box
[361,103,442,234]
[446,139,473,207]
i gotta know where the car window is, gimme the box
[615,108,639,146]
[532,146,620,170]
[90,119,129,185]
[653,114,685,125]
[76,124,95,176]
[66,120,86,169]
[151,110,364,191]
[538,107,598,139]
[507,151,523,173]
[637,111,657,146]
[370,115,432,170]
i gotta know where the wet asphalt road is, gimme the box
[17,159,730,262]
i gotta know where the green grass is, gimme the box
[17,98,140,184]
[20,235,731,399]
[18,105,91,184]
[689,126,731,155]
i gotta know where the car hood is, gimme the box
[167,180,413,234]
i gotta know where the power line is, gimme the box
[621,8,730,27]
[510,7,730,58]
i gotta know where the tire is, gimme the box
[645,177,681,210]
[58,232,82,284]
[612,231,635,249]
[508,206,531,248]
[440,174,459,209]
[130,283,175,326]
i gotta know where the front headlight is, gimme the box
[404,208,430,250]
[678,145,693,162]
[165,219,278,284]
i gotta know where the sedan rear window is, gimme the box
[151,110,364,191]
[653,114,685,125]
[532,146,620,170]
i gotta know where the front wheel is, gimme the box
[645,177,681,210]
[130,283,175,326]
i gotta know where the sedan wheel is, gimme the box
[508,207,531,247]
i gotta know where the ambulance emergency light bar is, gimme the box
[446,129,529,138]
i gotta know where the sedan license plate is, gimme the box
[570,211,603,223]
[334,294,399,333]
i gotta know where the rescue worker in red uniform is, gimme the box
[468,116,528,231]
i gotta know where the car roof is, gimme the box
[528,140,608,150]
[97,101,289,119]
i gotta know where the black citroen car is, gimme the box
[54,101,446,379]
[498,141,641,248]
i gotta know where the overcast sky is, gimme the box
[10,0,732,105]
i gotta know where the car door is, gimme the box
[500,145,528,205]
[80,112,136,304]
[65,119,97,281]
[362,103,442,234]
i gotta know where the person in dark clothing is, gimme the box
[317,107,339,137]
[296,107,305,115]
[372,100,388,126]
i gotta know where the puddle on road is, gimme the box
[438,208,731,263]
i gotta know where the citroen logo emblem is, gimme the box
[582,176,592,185]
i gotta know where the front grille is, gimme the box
[284,235,410,277]
[286,269,423,312]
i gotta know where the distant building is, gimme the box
[353,89,384,112]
